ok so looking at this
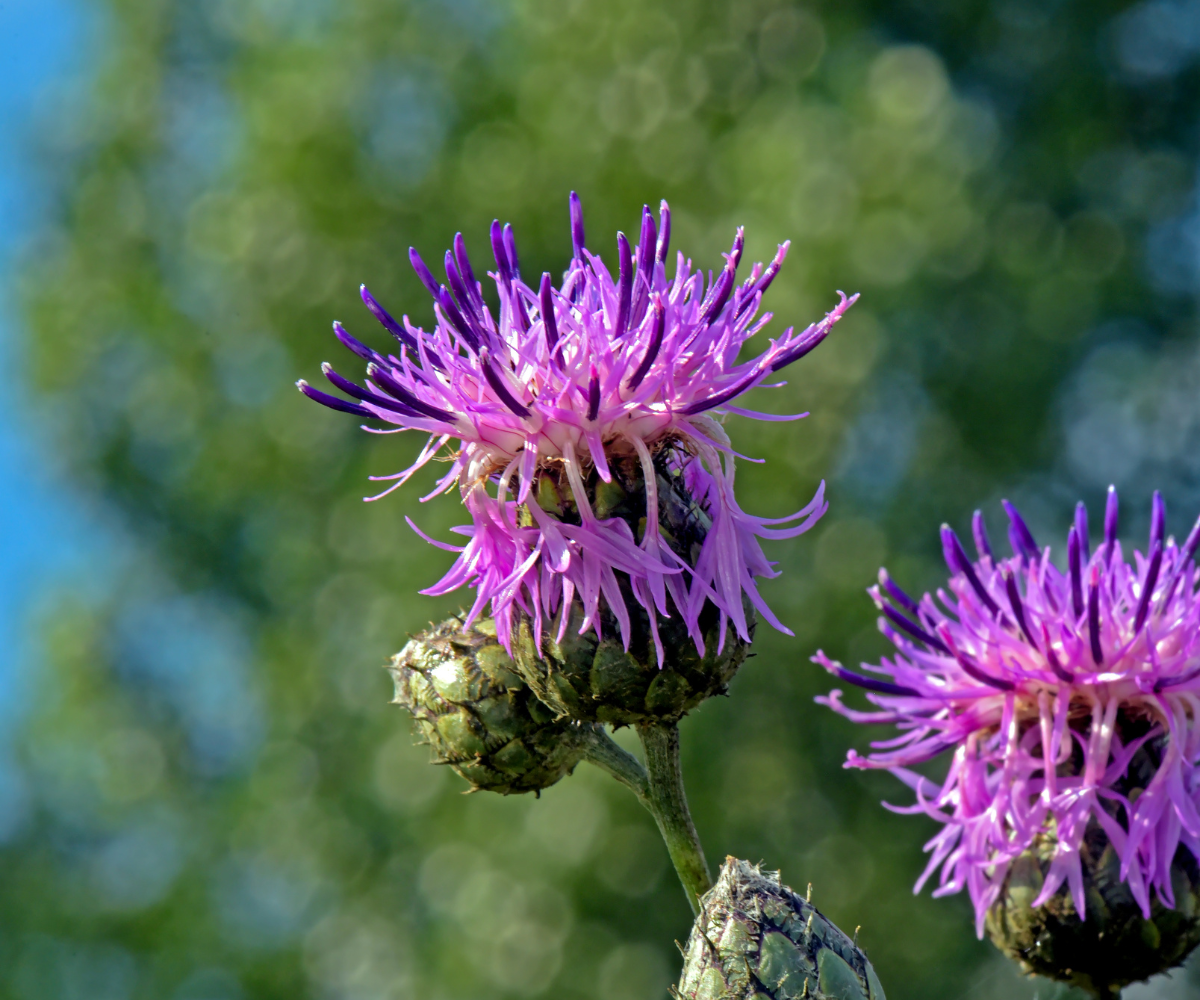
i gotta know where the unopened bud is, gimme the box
[676,857,886,1000]
[514,463,754,726]
[388,616,594,795]
[987,731,1200,997]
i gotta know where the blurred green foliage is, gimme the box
[9,0,1200,998]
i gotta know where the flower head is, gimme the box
[300,194,849,659]
[816,490,1200,938]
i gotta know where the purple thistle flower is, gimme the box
[299,195,851,659]
[816,491,1200,938]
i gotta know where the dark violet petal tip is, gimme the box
[941,524,1002,617]
[1068,526,1084,620]
[409,247,440,299]
[614,232,632,337]
[1075,501,1090,564]
[700,273,732,327]
[444,249,477,320]
[764,317,832,373]
[630,207,656,327]
[490,220,512,286]
[1105,485,1119,560]
[480,350,531,418]
[360,284,398,330]
[1002,500,1039,560]
[680,366,762,415]
[1133,539,1164,634]
[1007,525,1024,564]
[502,223,521,280]
[1182,511,1200,568]
[367,363,456,423]
[437,285,480,350]
[943,633,1015,691]
[699,228,744,326]
[971,510,993,561]
[360,285,439,366]
[1161,509,1200,608]
[500,226,530,332]
[539,273,558,353]
[321,364,423,418]
[638,206,656,270]
[878,567,921,617]
[1003,569,1037,649]
[1160,669,1200,692]
[569,191,586,258]
[297,380,371,418]
[656,200,671,266]
[940,524,964,572]
[820,658,920,697]
[729,226,745,268]
[1157,664,1200,692]
[1088,578,1104,666]
[586,367,600,422]
[1151,490,1166,551]
[881,605,949,653]
[1041,624,1074,683]
[332,321,381,364]
[452,232,480,304]
[738,243,790,321]
[627,295,665,390]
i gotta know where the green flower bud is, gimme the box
[987,844,1200,999]
[388,616,594,795]
[513,458,755,726]
[676,857,886,1000]
[986,730,1200,999]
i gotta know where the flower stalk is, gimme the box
[638,721,712,914]
[578,726,650,806]
[580,722,713,914]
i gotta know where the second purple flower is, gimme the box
[816,490,1200,995]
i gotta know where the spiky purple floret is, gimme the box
[815,491,1200,937]
[300,194,851,658]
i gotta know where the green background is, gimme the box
[9,0,1200,997]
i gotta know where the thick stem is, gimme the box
[637,721,712,914]
[579,727,651,808]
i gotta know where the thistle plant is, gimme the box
[299,193,853,919]
[300,192,1200,997]
[817,491,1200,997]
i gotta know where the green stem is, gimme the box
[637,721,712,915]
[579,727,651,807]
